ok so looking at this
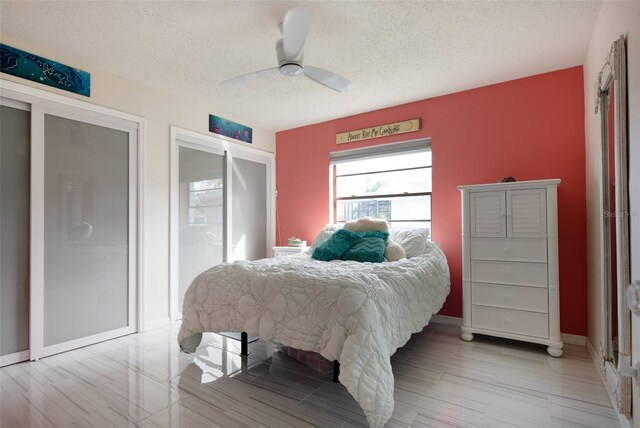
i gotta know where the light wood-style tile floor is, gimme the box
[0,322,622,427]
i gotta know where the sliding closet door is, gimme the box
[231,157,267,261]
[170,127,275,320]
[177,146,225,313]
[0,102,31,366]
[35,110,137,356]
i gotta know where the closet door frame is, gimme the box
[169,126,275,322]
[0,80,146,362]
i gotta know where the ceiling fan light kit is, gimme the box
[279,63,303,77]
[221,7,351,92]
[275,38,303,76]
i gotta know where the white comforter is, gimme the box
[178,242,450,427]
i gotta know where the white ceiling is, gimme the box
[0,1,601,132]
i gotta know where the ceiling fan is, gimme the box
[220,7,352,92]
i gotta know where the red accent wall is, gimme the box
[276,66,587,335]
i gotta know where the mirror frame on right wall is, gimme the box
[595,34,631,419]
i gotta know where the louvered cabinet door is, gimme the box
[506,189,547,238]
[470,191,506,238]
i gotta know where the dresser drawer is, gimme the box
[472,305,549,338]
[471,238,547,262]
[471,260,547,287]
[472,283,548,312]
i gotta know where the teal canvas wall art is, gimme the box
[209,115,252,144]
[1,44,90,97]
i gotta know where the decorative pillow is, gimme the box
[423,240,440,255]
[384,240,406,261]
[343,216,389,233]
[312,228,363,261]
[342,231,389,263]
[414,227,431,242]
[390,227,430,242]
[308,224,342,253]
[392,230,427,258]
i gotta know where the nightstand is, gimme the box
[272,246,308,257]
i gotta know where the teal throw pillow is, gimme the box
[312,228,363,261]
[342,231,389,263]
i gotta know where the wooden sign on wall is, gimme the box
[336,118,421,144]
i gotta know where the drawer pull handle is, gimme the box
[504,294,511,300]
[504,246,511,252]
[504,270,512,276]
[505,318,511,324]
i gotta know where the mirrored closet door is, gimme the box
[0,86,140,365]
[176,145,225,314]
[231,157,267,261]
[170,127,274,321]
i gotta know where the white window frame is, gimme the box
[329,138,432,229]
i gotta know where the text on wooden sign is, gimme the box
[336,119,421,144]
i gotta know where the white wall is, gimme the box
[0,34,276,327]
[583,3,640,424]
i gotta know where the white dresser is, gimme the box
[458,179,562,357]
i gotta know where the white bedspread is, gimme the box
[178,243,450,427]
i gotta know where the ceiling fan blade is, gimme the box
[303,65,352,92]
[220,68,278,86]
[282,7,310,59]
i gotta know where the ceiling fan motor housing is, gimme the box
[276,39,303,76]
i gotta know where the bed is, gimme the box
[178,237,450,428]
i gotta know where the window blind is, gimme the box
[329,138,431,165]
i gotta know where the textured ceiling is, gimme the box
[0,1,601,132]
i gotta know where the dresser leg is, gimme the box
[547,345,563,357]
[461,328,474,342]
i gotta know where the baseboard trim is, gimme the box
[586,336,600,363]
[430,314,463,326]
[142,317,171,332]
[586,338,632,428]
[561,333,587,346]
[430,315,587,347]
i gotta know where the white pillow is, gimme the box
[392,230,427,258]
[413,227,430,241]
[423,240,440,255]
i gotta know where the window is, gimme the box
[331,141,432,231]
